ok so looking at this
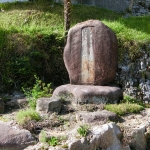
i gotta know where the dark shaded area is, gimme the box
[0,29,69,93]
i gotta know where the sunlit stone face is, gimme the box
[81,27,95,84]
[64,20,118,85]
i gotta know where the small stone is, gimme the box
[36,96,62,114]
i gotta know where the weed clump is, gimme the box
[16,108,41,125]
[77,124,89,137]
[104,103,144,116]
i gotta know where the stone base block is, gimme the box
[53,84,123,105]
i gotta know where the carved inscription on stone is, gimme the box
[81,27,95,84]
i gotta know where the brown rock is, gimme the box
[64,20,118,85]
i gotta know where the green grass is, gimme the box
[104,103,144,116]
[0,1,150,42]
[0,1,150,91]
[16,108,41,125]
[77,124,89,137]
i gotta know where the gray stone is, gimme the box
[129,126,147,150]
[76,110,119,124]
[64,20,118,86]
[6,98,28,109]
[0,99,5,113]
[53,84,123,104]
[36,96,62,114]
[0,121,36,150]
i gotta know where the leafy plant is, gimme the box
[16,108,41,125]
[77,124,89,137]
[48,136,58,147]
[22,75,53,109]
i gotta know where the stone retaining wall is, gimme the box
[116,44,150,102]
[55,0,150,14]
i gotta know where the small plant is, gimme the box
[104,103,144,116]
[77,124,89,137]
[22,75,53,109]
[48,136,58,147]
[16,108,41,125]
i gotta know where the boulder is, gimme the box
[0,121,36,150]
[36,96,62,114]
[64,20,118,86]
[53,84,123,104]
[67,123,128,150]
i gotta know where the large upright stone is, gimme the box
[64,20,118,86]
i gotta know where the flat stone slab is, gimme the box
[76,110,119,124]
[53,84,123,104]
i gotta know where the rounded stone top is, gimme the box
[64,20,118,85]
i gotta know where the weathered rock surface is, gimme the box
[117,108,150,150]
[67,123,126,150]
[0,121,36,150]
[76,110,119,124]
[19,108,150,150]
[117,48,150,103]
[53,84,123,104]
[36,96,62,114]
[64,20,118,86]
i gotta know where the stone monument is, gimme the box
[52,20,122,104]
[53,20,123,104]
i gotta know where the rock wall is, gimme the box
[116,44,150,102]
[55,0,150,14]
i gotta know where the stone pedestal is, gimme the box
[53,84,123,105]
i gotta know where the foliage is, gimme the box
[104,103,144,116]
[16,108,41,125]
[77,124,89,137]
[0,2,150,92]
[22,75,53,109]
[48,136,59,147]
[121,95,150,108]
[122,95,143,104]
[40,130,67,147]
